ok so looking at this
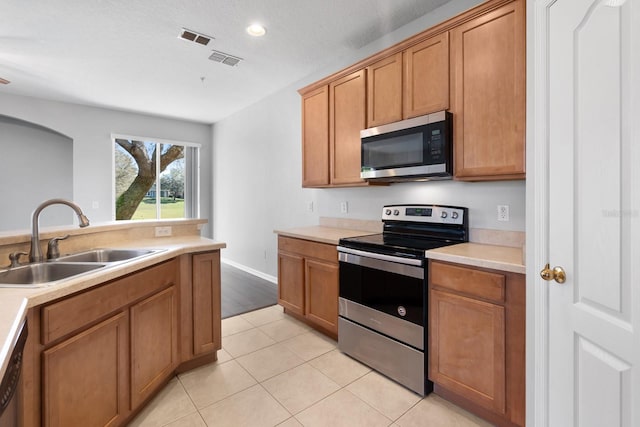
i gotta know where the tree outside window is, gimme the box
[114,137,197,220]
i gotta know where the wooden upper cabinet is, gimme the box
[450,0,526,180]
[301,86,330,187]
[404,32,450,119]
[367,53,403,127]
[366,33,449,128]
[330,69,367,185]
[300,0,526,185]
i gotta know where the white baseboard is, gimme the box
[221,257,277,284]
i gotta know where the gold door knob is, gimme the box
[540,263,567,284]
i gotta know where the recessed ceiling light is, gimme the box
[246,23,266,37]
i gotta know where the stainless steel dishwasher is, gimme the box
[0,321,28,427]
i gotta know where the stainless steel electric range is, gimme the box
[337,204,468,395]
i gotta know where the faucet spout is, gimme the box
[30,198,90,263]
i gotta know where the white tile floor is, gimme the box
[129,305,493,427]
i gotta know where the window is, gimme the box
[112,135,200,221]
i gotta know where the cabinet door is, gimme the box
[278,251,305,315]
[192,252,221,356]
[429,289,506,415]
[329,69,367,185]
[404,32,450,118]
[304,258,339,334]
[302,86,330,187]
[42,312,129,427]
[450,0,525,180]
[130,286,178,408]
[367,53,403,127]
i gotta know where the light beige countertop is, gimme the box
[275,224,526,274]
[274,226,376,245]
[0,295,28,388]
[426,242,525,274]
[0,234,225,381]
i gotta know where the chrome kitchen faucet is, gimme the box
[29,199,90,262]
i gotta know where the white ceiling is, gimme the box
[0,0,450,124]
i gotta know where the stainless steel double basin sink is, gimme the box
[0,248,163,287]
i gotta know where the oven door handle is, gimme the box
[338,248,424,279]
[337,246,423,266]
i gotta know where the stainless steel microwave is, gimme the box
[360,111,452,182]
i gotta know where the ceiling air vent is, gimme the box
[179,28,213,46]
[208,50,242,67]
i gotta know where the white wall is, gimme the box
[0,94,213,237]
[0,115,73,230]
[213,0,525,278]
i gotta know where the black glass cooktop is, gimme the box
[339,233,459,259]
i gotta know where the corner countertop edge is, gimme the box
[0,236,225,381]
[274,226,377,246]
[426,242,525,274]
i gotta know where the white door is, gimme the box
[530,0,640,425]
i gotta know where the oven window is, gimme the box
[339,261,424,326]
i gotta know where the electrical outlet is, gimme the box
[155,226,172,237]
[91,201,99,209]
[340,201,349,214]
[497,205,510,222]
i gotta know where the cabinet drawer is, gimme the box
[430,261,505,304]
[42,259,178,345]
[278,236,337,263]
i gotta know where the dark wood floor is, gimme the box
[221,263,278,319]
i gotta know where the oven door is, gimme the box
[338,248,425,348]
[338,249,425,324]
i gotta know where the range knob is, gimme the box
[451,211,459,220]
[441,211,448,219]
[385,209,392,216]
[393,209,400,216]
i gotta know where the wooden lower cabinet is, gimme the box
[130,286,178,408]
[277,251,305,316]
[191,252,222,357]
[304,258,339,333]
[42,312,129,427]
[21,252,222,427]
[278,236,339,336]
[429,260,525,427]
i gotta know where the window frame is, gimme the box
[111,133,201,221]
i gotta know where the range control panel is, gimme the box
[381,204,466,225]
